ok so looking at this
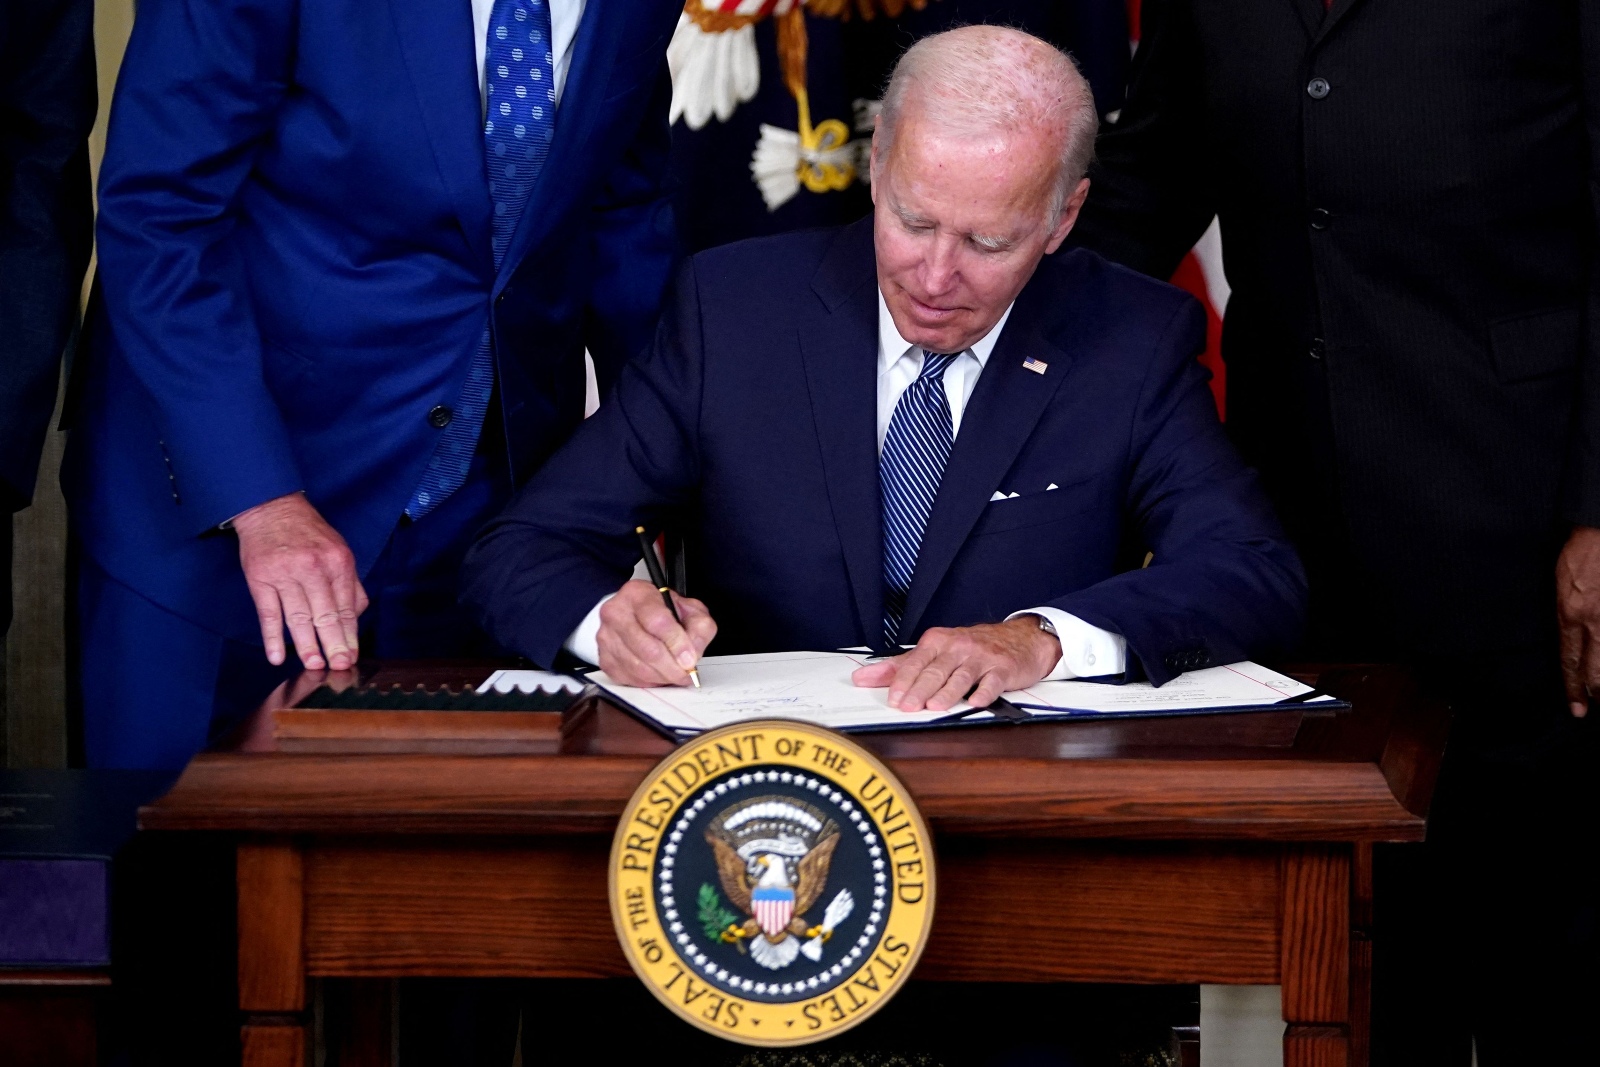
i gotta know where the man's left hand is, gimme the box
[1556,525,1600,718]
[851,617,1062,712]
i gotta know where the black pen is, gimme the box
[635,526,700,688]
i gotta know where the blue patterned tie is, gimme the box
[880,351,960,646]
[407,0,556,519]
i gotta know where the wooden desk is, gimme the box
[141,662,1446,1067]
[0,969,109,1067]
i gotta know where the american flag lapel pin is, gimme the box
[1022,355,1049,374]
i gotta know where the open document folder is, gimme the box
[548,650,1345,738]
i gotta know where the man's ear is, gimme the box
[1044,177,1091,254]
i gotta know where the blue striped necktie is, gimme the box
[881,351,960,646]
[407,0,556,519]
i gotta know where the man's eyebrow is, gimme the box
[891,202,1017,249]
[892,203,936,227]
[968,232,1017,252]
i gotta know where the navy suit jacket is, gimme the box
[64,0,681,639]
[464,219,1307,684]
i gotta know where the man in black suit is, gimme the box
[0,0,96,637]
[1069,1,1598,1063]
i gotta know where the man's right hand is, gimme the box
[597,579,717,686]
[233,492,367,671]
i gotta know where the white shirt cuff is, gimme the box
[562,593,614,666]
[1007,607,1127,680]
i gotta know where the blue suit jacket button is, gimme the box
[428,404,453,429]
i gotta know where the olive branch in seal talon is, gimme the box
[698,883,748,950]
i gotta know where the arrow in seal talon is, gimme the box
[800,888,855,961]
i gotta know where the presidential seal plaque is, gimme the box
[609,720,935,1046]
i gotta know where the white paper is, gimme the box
[588,650,970,734]
[1008,660,1330,715]
[476,669,588,695]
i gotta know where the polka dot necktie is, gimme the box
[880,351,960,647]
[407,0,556,519]
[484,0,557,265]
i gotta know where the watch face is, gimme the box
[609,720,935,1046]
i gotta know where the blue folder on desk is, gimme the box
[576,653,1347,739]
[971,661,1349,723]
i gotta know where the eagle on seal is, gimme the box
[705,795,854,970]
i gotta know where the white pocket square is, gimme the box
[991,484,1057,501]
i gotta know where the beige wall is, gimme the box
[3,0,134,768]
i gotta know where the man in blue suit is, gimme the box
[68,0,682,768]
[464,26,1305,717]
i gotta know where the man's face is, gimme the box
[871,109,1087,355]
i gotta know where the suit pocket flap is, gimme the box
[1488,306,1581,384]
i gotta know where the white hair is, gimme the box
[875,26,1099,224]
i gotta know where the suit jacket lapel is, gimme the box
[387,0,493,274]
[1285,0,1323,39]
[896,290,1074,639]
[799,221,884,649]
[1312,0,1370,48]
[494,0,620,290]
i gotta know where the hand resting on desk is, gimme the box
[233,492,367,672]
[850,616,1063,713]
[596,579,717,687]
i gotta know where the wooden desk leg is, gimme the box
[1281,845,1352,1067]
[1350,844,1374,1067]
[238,840,307,1067]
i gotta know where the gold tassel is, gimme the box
[775,5,809,101]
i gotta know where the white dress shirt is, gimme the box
[471,0,586,113]
[875,291,1008,450]
[562,289,1127,682]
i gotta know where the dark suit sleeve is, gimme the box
[93,0,303,532]
[1049,298,1307,685]
[464,257,705,667]
[1566,3,1600,527]
[0,0,95,510]
[583,58,681,396]
[1068,0,1216,281]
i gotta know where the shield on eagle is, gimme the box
[751,884,795,939]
